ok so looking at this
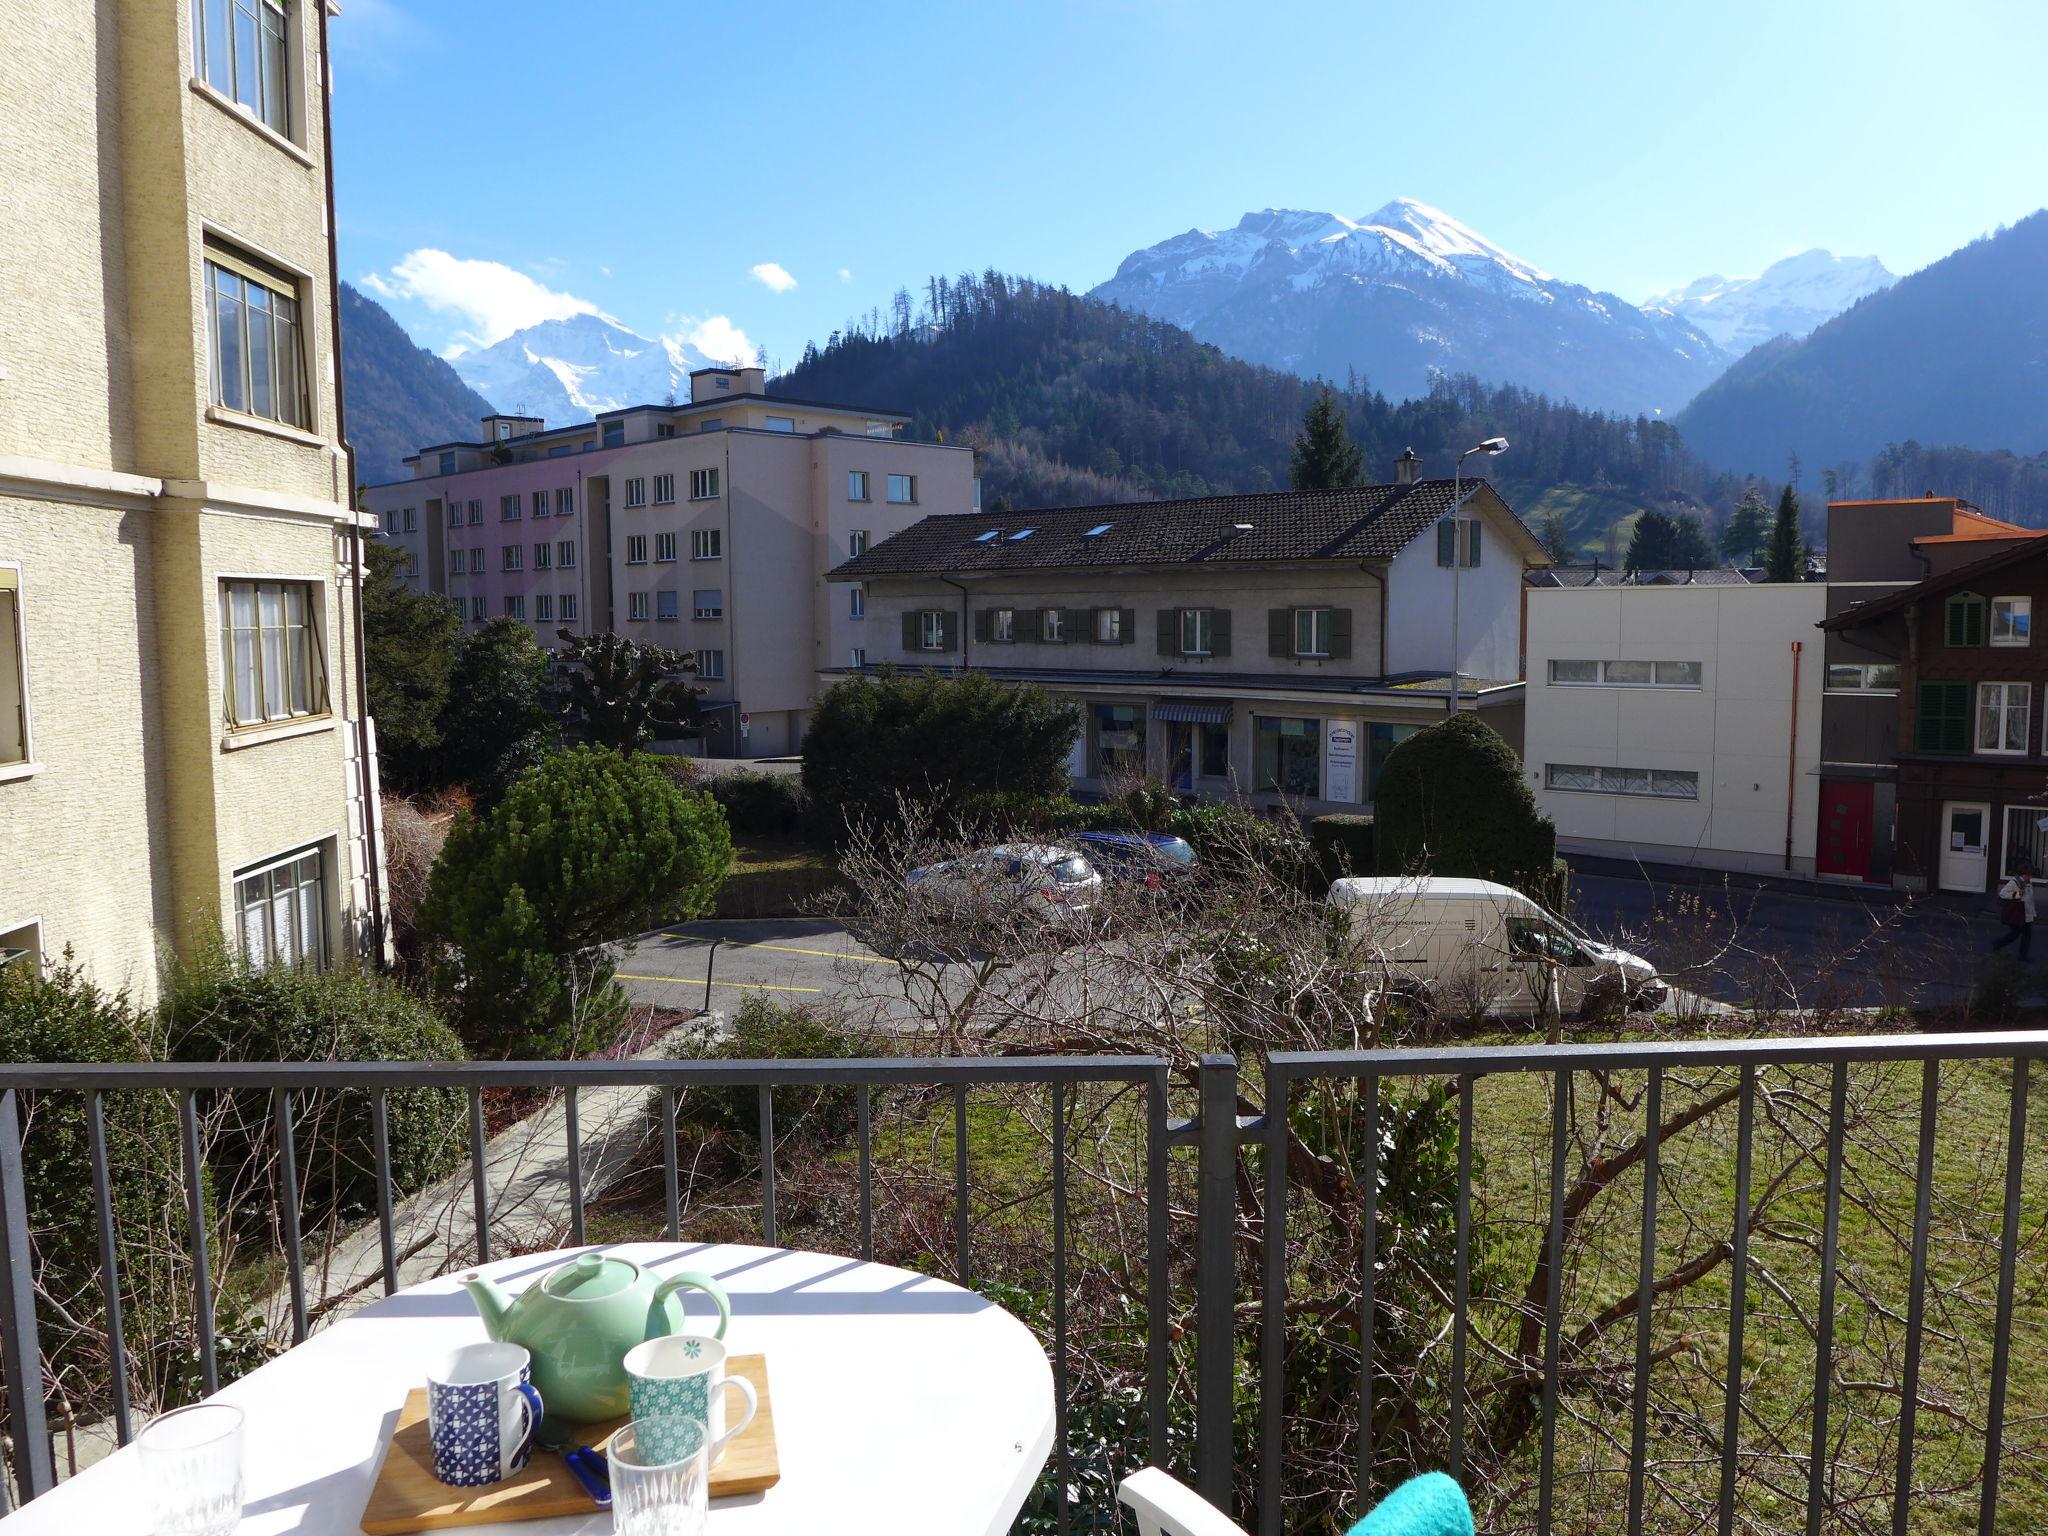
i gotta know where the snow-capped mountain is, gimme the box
[1642,250,1894,356]
[450,312,746,425]
[1090,198,1728,415]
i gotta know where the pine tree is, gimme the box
[1765,485,1804,581]
[1719,488,1772,565]
[1535,509,1575,565]
[1289,389,1364,490]
[1624,509,1679,572]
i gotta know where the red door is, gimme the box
[1817,779,1874,880]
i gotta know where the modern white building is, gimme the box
[1523,579,1826,876]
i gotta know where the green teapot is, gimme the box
[462,1253,730,1422]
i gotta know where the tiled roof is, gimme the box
[828,481,1536,578]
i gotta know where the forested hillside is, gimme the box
[775,272,1751,553]
[340,282,496,487]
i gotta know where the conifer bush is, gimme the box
[1374,713,1566,906]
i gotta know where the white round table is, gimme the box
[1,1243,1056,1535]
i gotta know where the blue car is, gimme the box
[1074,831,1199,890]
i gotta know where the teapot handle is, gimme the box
[649,1271,732,1340]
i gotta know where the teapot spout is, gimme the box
[463,1272,514,1339]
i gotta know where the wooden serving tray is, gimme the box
[360,1353,779,1533]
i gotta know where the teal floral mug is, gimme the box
[621,1334,758,1467]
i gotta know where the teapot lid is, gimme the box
[540,1251,639,1302]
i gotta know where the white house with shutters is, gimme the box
[827,470,1546,815]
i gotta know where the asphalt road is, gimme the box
[616,918,892,1015]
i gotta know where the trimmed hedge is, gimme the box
[1374,714,1564,906]
[1309,814,1376,888]
[708,770,811,838]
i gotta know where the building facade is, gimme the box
[826,472,1545,816]
[362,368,973,756]
[0,0,385,1000]
[1524,578,1826,876]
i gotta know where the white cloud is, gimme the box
[837,268,854,284]
[668,315,757,367]
[360,249,597,351]
[749,262,799,295]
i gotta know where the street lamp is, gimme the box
[1445,437,1509,715]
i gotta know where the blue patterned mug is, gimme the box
[622,1334,758,1467]
[426,1341,543,1487]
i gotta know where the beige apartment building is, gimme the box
[364,367,974,756]
[0,0,386,1001]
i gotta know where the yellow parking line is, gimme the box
[615,972,823,995]
[662,935,892,965]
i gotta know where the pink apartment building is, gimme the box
[362,366,975,756]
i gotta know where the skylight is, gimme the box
[1085,523,1113,537]
[1006,528,1036,541]
[973,530,1001,543]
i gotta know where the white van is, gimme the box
[1328,875,1667,1018]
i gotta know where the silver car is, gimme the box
[905,842,1105,931]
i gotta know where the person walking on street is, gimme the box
[1992,869,2036,961]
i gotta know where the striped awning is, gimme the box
[1151,701,1232,724]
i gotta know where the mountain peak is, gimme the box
[1357,197,1553,285]
[1642,249,1893,354]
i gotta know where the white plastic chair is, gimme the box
[1116,1467,1251,1536]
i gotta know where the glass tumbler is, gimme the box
[137,1403,245,1536]
[607,1417,709,1536]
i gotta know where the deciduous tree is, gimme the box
[553,630,702,756]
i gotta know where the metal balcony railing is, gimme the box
[0,1031,2039,1534]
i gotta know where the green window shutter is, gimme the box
[1211,608,1232,657]
[1947,594,1985,647]
[1466,521,1482,567]
[1268,608,1291,658]
[1437,521,1457,567]
[973,608,992,643]
[1944,682,1970,751]
[1119,607,1135,645]
[1916,681,1969,751]
[1328,607,1353,660]
[901,611,918,650]
[1064,607,1089,643]
[938,610,959,652]
[1158,609,1178,656]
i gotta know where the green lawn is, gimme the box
[713,834,845,918]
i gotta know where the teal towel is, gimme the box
[1343,1472,1475,1536]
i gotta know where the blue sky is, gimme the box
[333,0,2048,369]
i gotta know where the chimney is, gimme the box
[1393,447,1422,486]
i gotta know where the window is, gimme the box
[0,569,30,767]
[204,252,306,427]
[849,529,870,557]
[560,593,578,621]
[919,610,947,650]
[1946,593,1987,647]
[887,474,916,504]
[690,529,722,560]
[447,546,461,574]
[2003,807,2048,879]
[503,594,525,620]
[1085,523,1114,538]
[194,0,291,137]
[624,477,647,509]
[1198,723,1230,780]
[1993,597,2033,647]
[765,415,796,433]
[1294,607,1333,658]
[850,586,865,619]
[555,487,574,517]
[699,418,722,432]
[446,503,462,529]
[470,595,486,620]
[848,471,870,502]
[557,540,576,569]
[1548,659,1704,687]
[1255,717,1322,797]
[1367,722,1419,800]
[500,494,521,522]
[405,551,419,577]
[501,544,522,572]
[626,535,648,565]
[653,473,676,505]
[469,548,484,574]
[603,421,625,448]
[535,593,555,622]
[1041,608,1065,643]
[402,507,417,533]
[533,542,551,570]
[865,420,890,438]
[467,500,483,526]
[218,579,325,726]
[695,649,725,680]
[1096,607,1123,644]
[849,647,866,668]
[1824,663,1902,693]
[531,491,547,519]
[990,608,1014,643]
[657,590,680,622]
[655,532,677,563]
[1978,682,2031,754]
[0,922,38,977]
[690,468,720,500]
[693,588,724,620]
[974,531,1001,544]
[1544,763,1700,799]
[1435,518,1482,568]
[440,452,458,477]
[628,591,650,622]
[1092,704,1147,777]
[1180,608,1214,656]
[233,847,325,971]
[656,423,676,439]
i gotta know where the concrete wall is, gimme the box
[1525,583,1826,876]
[1383,491,1529,683]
